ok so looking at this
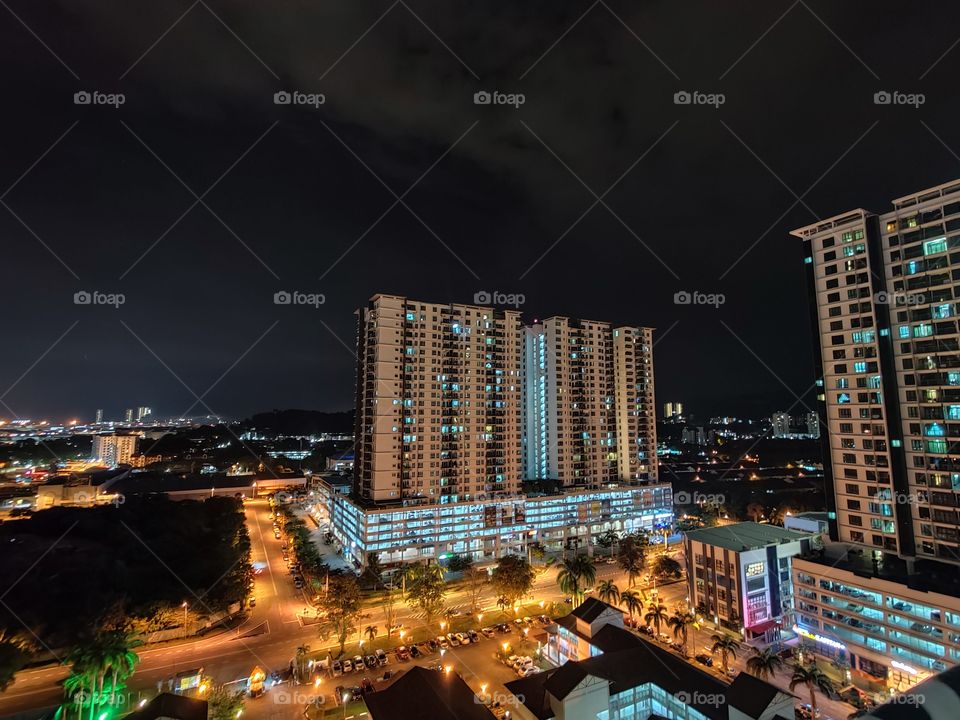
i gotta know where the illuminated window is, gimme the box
[745,562,765,577]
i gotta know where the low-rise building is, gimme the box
[683,522,816,642]
[783,512,830,536]
[92,433,138,467]
[792,545,960,691]
[319,480,673,567]
[509,598,795,720]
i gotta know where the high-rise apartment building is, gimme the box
[663,401,683,420]
[123,408,133,424]
[806,410,820,439]
[353,294,524,504]
[136,406,152,421]
[793,179,960,562]
[94,408,103,424]
[771,411,791,438]
[92,433,138,467]
[523,320,656,487]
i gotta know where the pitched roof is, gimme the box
[683,522,812,552]
[364,666,496,720]
[571,596,622,623]
[126,693,208,720]
[726,670,793,718]
[543,662,591,700]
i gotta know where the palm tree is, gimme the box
[789,663,835,718]
[746,647,784,681]
[101,630,140,707]
[617,537,646,588]
[710,634,740,674]
[556,554,596,606]
[619,590,643,623]
[597,580,620,605]
[667,611,697,656]
[66,634,110,720]
[294,645,311,682]
[644,603,669,637]
[364,625,378,643]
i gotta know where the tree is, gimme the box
[644,603,669,636]
[294,645,311,683]
[100,628,140,706]
[364,626,378,643]
[318,575,362,656]
[746,647,784,681]
[207,683,245,720]
[710,634,740,674]
[491,555,536,607]
[381,589,398,639]
[528,542,547,564]
[617,537,646,588]
[652,555,682,579]
[0,640,28,692]
[789,663,836,718]
[556,554,596,606]
[596,580,620,606]
[464,567,489,615]
[446,554,473,573]
[360,553,383,589]
[404,564,447,629]
[596,530,618,558]
[619,590,643,622]
[667,611,697,656]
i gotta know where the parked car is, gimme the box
[537,615,550,625]
[342,660,353,674]
[495,623,511,633]
[375,648,388,666]
[467,630,480,643]
[518,665,540,677]
[455,632,469,645]
[350,686,363,701]
[334,686,345,704]
[360,677,375,695]
[395,645,411,661]
[364,655,377,669]
[481,627,496,638]
[331,660,343,677]
[446,633,460,646]
[694,654,713,667]
[409,645,421,658]
[437,635,449,649]
[426,639,438,651]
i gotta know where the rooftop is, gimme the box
[507,625,789,720]
[797,544,960,599]
[364,666,495,720]
[684,522,813,552]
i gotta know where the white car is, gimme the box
[518,665,540,677]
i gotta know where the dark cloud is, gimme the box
[3,0,960,421]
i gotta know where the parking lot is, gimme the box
[313,619,551,712]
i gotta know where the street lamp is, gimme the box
[342,693,350,720]
[440,621,446,632]
[182,602,188,639]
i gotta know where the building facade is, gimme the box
[353,294,524,504]
[792,554,960,688]
[319,479,672,567]
[684,522,815,639]
[92,433,137,467]
[524,320,657,487]
[792,179,960,561]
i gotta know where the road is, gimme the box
[0,511,860,720]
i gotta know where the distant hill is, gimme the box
[240,409,354,436]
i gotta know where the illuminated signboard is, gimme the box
[792,625,846,651]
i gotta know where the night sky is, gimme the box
[4,1,960,422]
